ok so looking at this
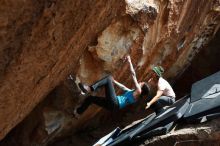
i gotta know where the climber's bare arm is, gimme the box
[126,56,141,95]
[145,90,163,109]
[113,79,131,91]
[149,90,163,105]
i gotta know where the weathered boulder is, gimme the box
[138,118,220,146]
[0,0,125,140]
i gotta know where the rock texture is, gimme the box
[138,118,220,146]
[0,0,220,145]
[0,0,125,140]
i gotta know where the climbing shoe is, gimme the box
[78,83,91,94]
[73,107,80,119]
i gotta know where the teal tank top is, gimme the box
[117,90,136,109]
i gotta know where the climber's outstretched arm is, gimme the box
[113,79,131,91]
[126,56,141,94]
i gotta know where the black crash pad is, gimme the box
[130,96,190,139]
[107,113,156,146]
[183,71,220,123]
[134,121,174,141]
[107,96,190,146]
[93,127,121,146]
[107,122,174,146]
[191,71,220,102]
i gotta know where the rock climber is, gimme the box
[73,55,150,118]
[145,66,176,114]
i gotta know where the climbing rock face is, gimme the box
[126,0,158,31]
[0,0,220,145]
[0,0,125,141]
[92,19,142,70]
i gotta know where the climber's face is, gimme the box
[147,71,158,84]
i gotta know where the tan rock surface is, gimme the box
[139,118,220,146]
[0,0,124,140]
